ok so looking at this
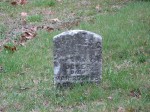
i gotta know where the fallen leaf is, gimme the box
[50,18,61,24]
[20,0,27,5]
[20,27,37,42]
[107,96,113,100]
[117,106,125,112]
[23,32,36,39]
[33,79,40,85]
[14,103,22,111]
[20,42,26,46]
[130,89,141,98]
[30,26,37,32]
[56,0,62,2]
[45,27,54,32]
[11,1,18,6]
[96,5,102,12]
[4,45,17,52]
[11,0,27,5]
[24,32,31,39]
[21,12,28,18]
[19,35,27,44]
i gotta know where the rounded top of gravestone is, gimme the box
[53,30,102,41]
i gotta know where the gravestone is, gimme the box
[53,30,102,87]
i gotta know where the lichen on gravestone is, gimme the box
[53,30,102,87]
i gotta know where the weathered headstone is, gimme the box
[53,30,102,87]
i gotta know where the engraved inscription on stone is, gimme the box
[53,30,102,86]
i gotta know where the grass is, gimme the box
[27,14,43,22]
[0,0,150,111]
[0,24,6,40]
[32,0,56,7]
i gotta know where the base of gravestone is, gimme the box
[56,82,73,89]
[55,81,100,89]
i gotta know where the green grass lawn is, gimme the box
[0,0,150,111]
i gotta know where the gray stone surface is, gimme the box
[53,30,102,86]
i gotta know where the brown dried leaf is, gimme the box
[30,27,37,32]
[4,45,17,52]
[45,27,54,32]
[27,33,36,39]
[117,107,125,112]
[19,0,27,5]
[11,1,18,6]
[21,27,37,40]
[11,0,27,5]
[24,32,34,39]
[20,35,27,43]
[19,27,37,45]
[130,89,141,98]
